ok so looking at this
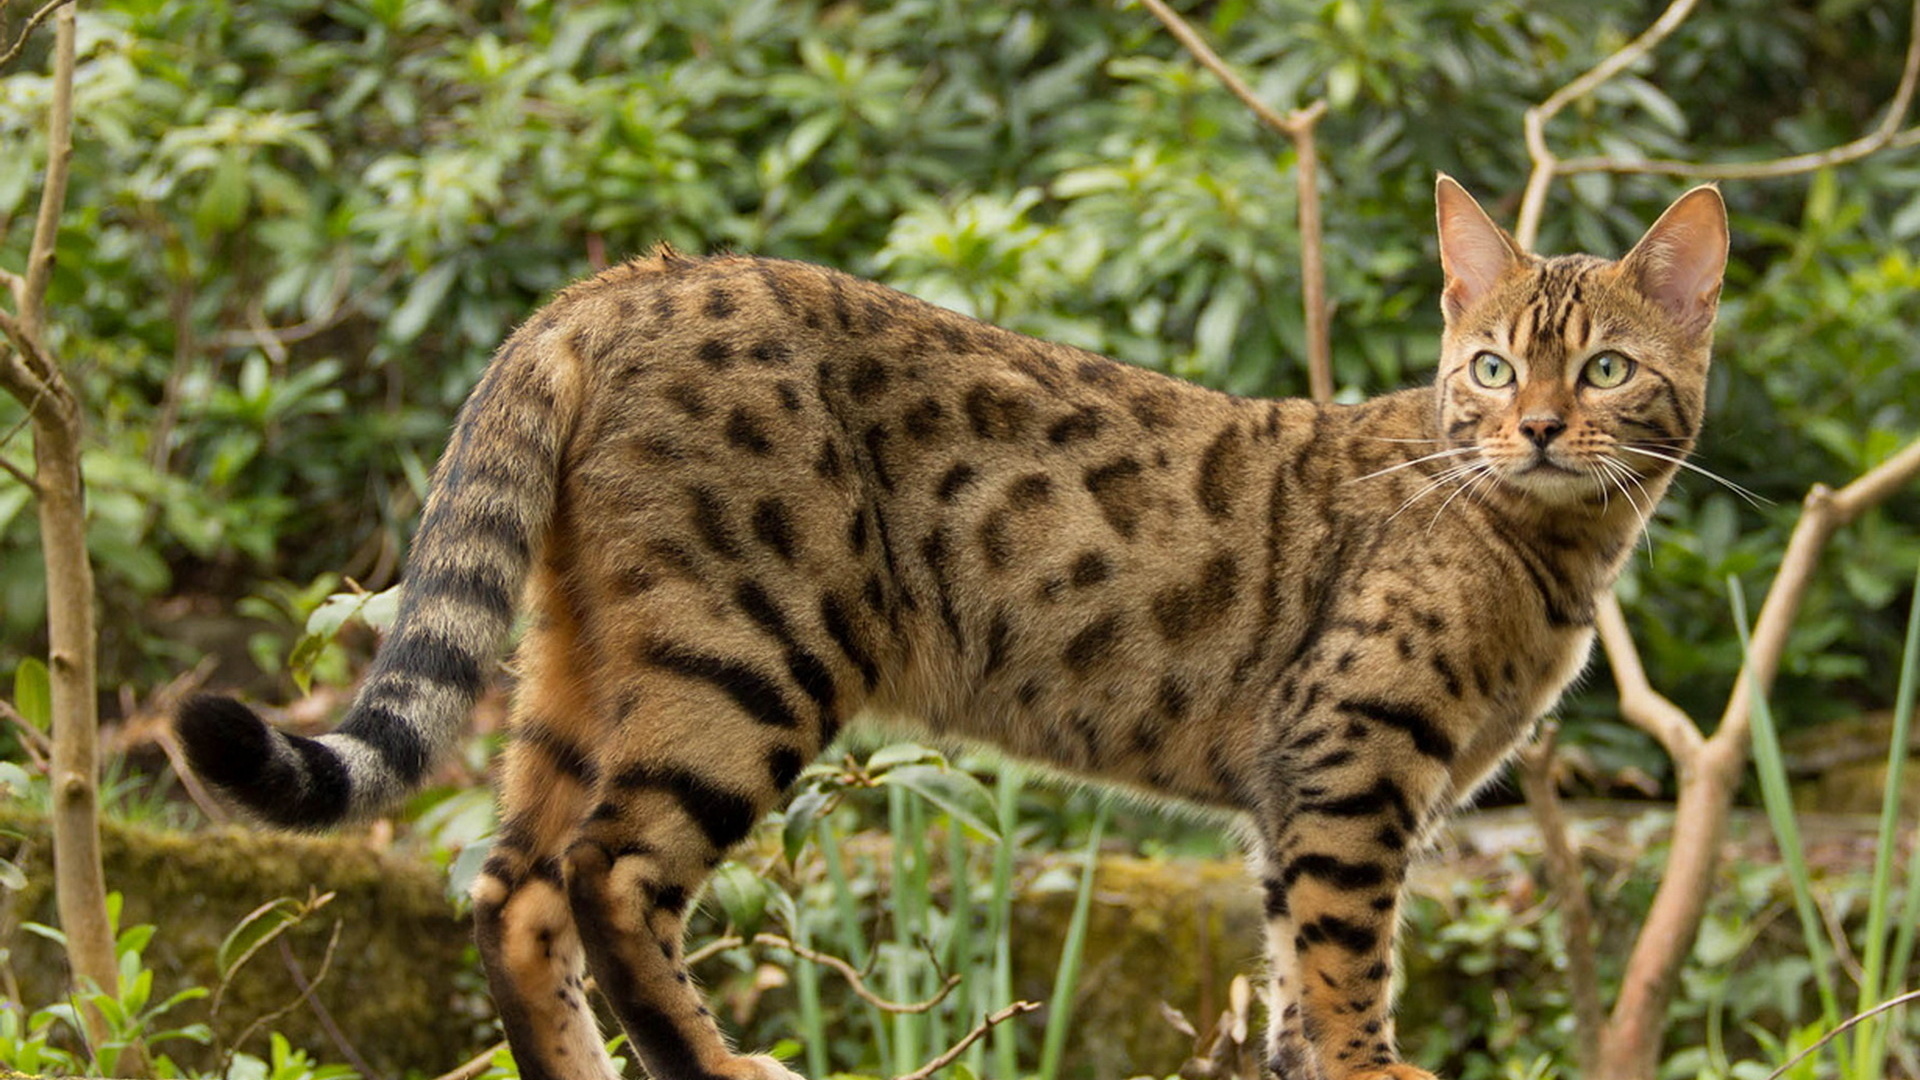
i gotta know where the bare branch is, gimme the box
[0,450,37,493]
[892,1001,1042,1080]
[1134,0,1322,139]
[688,933,964,1015]
[17,0,73,331]
[1514,723,1602,1073]
[1130,0,1333,399]
[1718,437,1920,748]
[428,1043,500,1080]
[0,0,75,72]
[1763,988,1920,1080]
[1517,0,1702,248]
[1560,0,1920,182]
[0,698,51,769]
[1596,593,1702,764]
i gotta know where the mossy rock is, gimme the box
[2,808,487,1075]
[1009,854,1263,1079]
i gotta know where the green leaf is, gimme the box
[878,763,1000,841]
[446,838,494,905]
[782,786,833,865]
[389,260,461,345]
[0,859,26,892]
[195,147,252,233]
[13,658,51,731]
[865,742,940,771]
[707,862,770,938]
[216,899,304,981]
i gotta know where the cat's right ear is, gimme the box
[1436,175,1526,322]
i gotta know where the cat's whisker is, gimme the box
[1615,445,1770,507]
[1425,462,1497,534]
[1386,461,1488,523]
[1349,446,1482,484]
[1598,455,1657,558]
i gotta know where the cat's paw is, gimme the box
[731,1054,809,1080]
[1266,1044,1322,1080]
[1343,1066,1438,1080]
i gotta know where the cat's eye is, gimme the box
[1470,352,1514,389]
[1582,351,1635,388]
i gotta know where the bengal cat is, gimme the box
[178,177,1728,1080]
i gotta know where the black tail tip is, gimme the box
[176,693,355,831]
[177,693,276,792]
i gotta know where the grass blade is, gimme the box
[1862,557,1920,1073]
[1730,576,1849,1074]
[1037,804,1107,1080]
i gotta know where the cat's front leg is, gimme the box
[1257,755,1446,1080]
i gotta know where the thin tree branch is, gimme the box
[0,450,37,493]
[1517,0,1703,248]
[689,933,964,1014]
[0,0,75,71]
[1596,593,1702,765]
[1514,723,1602,1074]
[1131,0,1333,399]
[1559,0,1920,182]
[892,1001,1042,1080]
[1763,988,1920,1080]
[17,0,73,331]
[1134,0,1321,139]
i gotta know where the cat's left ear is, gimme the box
[1620,185,1728,338]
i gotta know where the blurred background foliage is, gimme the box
[0,0,1917,790]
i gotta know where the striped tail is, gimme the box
[178,332,576,830]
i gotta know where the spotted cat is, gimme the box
[179,177,1728,1080]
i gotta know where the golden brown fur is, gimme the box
[178,179,1728,1080]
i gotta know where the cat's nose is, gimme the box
[1519,415,1566,448]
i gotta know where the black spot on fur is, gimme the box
[697,339,734,369]
[937,462,979,502]
[848,356,890,401]
[726,407,773,455]
[1047,406,1104,445]
[1008,472,1053,508]
[904,397,947,440]
[1151,552,1239,642]
[1064,612,1125,673]
[1196,423,1248,518]
[750,339,793,366]
[1084,456,1148,539]
[751,498,798,562]
[690,486,742,559]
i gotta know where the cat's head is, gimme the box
[1432,177,1728,507]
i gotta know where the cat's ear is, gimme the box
[1620,185,1728,337]
[1435,175,1527,322]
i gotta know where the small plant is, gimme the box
[16,892,212,1075]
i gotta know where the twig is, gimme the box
[755,933,961,1013]
[0,699,51,770]
[1514,723,1603,1073]
[1132,0,1332,399]
[0,0,75,71]
[1515,0,1704,248]
[1762,988,1920,1080]
[1559,0,1920,183]
[428,1042,501,1080]
[1518,0,1920,249]
[224,918,344,1071]
[277,931,384,1080]
[1596,593,1702,764]
[891,1000,1041,1080]
[689,932,964,1014]
[17,0,73,334]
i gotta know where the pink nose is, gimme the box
[1519,415,1566,448]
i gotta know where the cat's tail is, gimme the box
[178,328,580,830]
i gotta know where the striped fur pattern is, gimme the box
[177,179,1726,1080]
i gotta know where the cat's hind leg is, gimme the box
[471,582,622,1080]
[560,597,840,1080]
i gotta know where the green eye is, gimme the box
[1582,351,1634,388]
[1470,352,1514,389]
